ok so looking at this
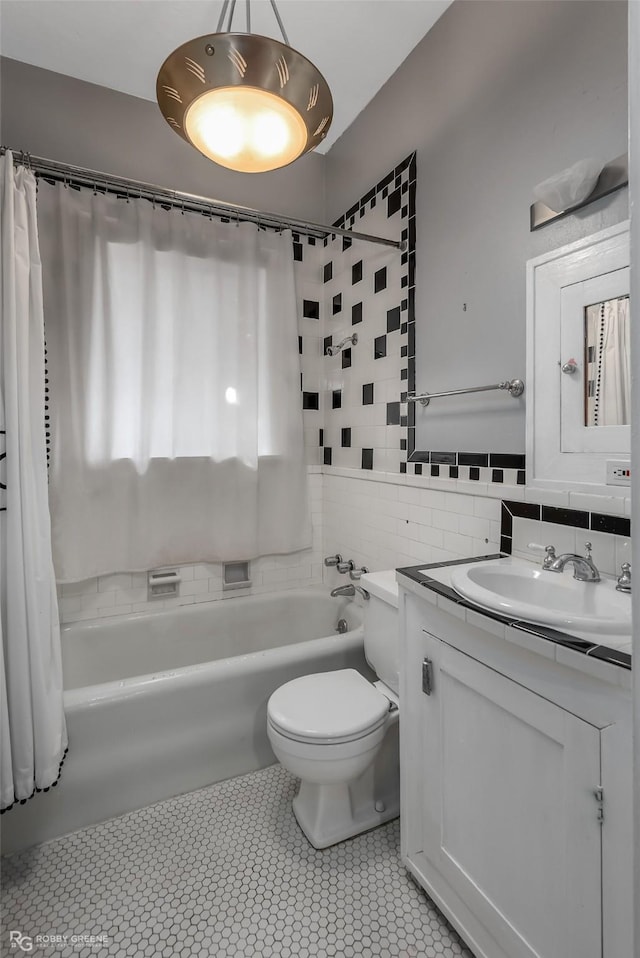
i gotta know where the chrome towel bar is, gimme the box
[409,378,524,407]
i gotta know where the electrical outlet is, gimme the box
[606,460,631,486]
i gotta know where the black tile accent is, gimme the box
[410,450,430,463]
[541,505,589,529]
[332,293,342,315]
[342,236,352,252]
[400,461,407,474]
[374,267,387,293]
[587,645,632,669]
[302,392,319,410]
[352,260,363,284]
[387,187,402,217]
[400,439,407,451]
[400,368,408,381]
[469,467,480,481]
[362,448,374,470]
[318,428,324,447]
[401,345,408,358]
[431,465,440,477]
[342,348,352,369]
[352,302,363,325]
[324,447,332,466]
[323,262,332,283]
[332,390,342,410]
[492,469,504,483]
[501,503,513,538]
[489,453,526,470]
[374,335,387,359]
[517,470,526,485]
[303,299,319,319]
[298,336,303,354]
[458,452,489,467]
[341,428,351,448]
[293,242,303,262]
[449,466,459,479]
[504,500,541,521]
[386,402,400,425]
[362,383,374,405]
[500,535,512,554]
[401,275,408,288]
[590,512,631,537]
[323,336,332,355]
[431,451,456,465]
[387,307,401,332]
[414,464,423,476]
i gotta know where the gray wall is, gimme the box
[0,57,325,221]
[326,0,629,454]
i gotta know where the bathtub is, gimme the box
[2,589,367,855]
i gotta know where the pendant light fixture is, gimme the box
[156,0,333,174]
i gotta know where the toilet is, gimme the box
[267,570,399,848]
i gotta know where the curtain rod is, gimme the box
[1,148,406,252]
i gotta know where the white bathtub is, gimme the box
[2,589,367,855]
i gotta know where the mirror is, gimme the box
[584,295,630,427]
[527,222,630,494]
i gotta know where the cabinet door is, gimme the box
[418,638,602,958]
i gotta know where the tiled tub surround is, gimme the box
[398,557,632,675]
[58,469,323,624]
[3,590,367,855]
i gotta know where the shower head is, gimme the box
[326,333,358,356]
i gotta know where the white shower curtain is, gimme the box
[37,181,311,581]
[0,153,67,810]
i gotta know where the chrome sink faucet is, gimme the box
[543,542,600,583]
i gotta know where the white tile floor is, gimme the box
[1,765,474,958]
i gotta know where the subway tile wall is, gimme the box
[58,470,323,623]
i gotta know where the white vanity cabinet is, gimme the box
[399,582,632,958]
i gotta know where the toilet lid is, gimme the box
[268,669,389,743]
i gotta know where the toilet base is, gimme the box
[290,723,400,849]
[293,781,399,849]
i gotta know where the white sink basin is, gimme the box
[449,558,631,637]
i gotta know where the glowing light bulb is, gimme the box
[225,386,238,404]
[252,110,290,158]
[185,87,308,173]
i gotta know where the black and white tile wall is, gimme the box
[299,154,527,486]
[315,154,416,475]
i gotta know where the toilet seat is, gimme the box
[267,669,390,745]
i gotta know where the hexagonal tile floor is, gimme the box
[1,765,475,957]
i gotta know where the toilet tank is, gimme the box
[360,571,400,695]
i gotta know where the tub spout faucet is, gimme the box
[545,542,600,582]
[331,584,355,597]
[330,583,370,600]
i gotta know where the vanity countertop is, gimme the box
[397,555,631,688]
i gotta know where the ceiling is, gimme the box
[0,0,452,152]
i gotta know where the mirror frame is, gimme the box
[526,221,630,496]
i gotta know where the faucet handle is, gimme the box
[324,554,343,568]
[616,562,631,593]
[349,565,369,581]
[336,559,355,575]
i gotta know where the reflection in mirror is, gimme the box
[584,295,630,427]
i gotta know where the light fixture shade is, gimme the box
[157,33,333,173]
